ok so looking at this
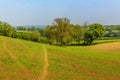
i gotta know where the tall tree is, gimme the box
[45,18,72,46]
[53,18,72,46]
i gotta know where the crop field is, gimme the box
[0,36,120,80]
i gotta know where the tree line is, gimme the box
[45,18,105,46]
[0,18,106,46]
[105,25,120,37]
[0,21,43,42]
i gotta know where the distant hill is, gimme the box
[15,25,47,29]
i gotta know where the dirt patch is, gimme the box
[0,61,4,72]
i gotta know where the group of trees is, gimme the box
[16,26,45,36]
[105,25,120,37]
[0,21,13,37]
[45,18,105,46]
[45,18,72,46]
[12,30,41,42]
[0,21,42,42]
[0,18,106,46]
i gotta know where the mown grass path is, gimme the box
[39,45,49,80]
[1,36,34,80]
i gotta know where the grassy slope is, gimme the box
[0,36,44,80]
[0,36,120,80]
[46,42,120,80]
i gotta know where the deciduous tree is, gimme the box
[84,23,105,44]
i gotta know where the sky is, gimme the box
[0,0,120,25]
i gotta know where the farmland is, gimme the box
[0,36,120,80]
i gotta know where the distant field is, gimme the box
[94,39,120,44]
[0,36,120,80]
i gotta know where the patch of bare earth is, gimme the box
[39,45,48,80]
[0,61,4,73]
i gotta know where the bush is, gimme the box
[39,37,48,43]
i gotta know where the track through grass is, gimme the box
[0,36,44,80]
[1,36,34,79]
[39,45,49,80]
[0,36,120,80]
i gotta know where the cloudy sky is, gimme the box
[0,0,120,25]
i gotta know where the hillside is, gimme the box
[0,36,120,80]
[15,25,47,29]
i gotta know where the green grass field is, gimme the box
[0,36,120,80]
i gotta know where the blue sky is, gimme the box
[0,0,120,25]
